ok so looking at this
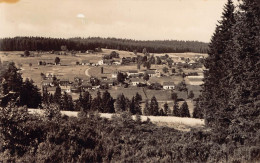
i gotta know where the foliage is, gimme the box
[19,79,42,108]
[179,101,190,117]
[54,57,60,65]
[117,72,127,84]
[188,90,195,99]
[143,72,150,81]
[0,37,209,53]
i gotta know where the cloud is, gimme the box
[76,13,85,18]
[0,0,19,3]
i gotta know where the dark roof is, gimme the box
[47,87,56,92]
[42,79,53,83]
[131,78,144,82]
[163,82,175,86]
[128,70,138,73]
[146,70,156,74]
[60,78,69,82]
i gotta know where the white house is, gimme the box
[98,60,104,65]
[146,69,160,77]
[130,78,144,86]
[60,85,71,93]
[127,70,139,77]
[163,82,175,90]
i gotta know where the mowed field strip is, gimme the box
[28,109,205,131]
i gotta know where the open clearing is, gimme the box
[28,109,205,131]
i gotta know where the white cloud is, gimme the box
[76,13,85,18]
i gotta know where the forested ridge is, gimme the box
[0,36,209,53]
[0,0,260,162]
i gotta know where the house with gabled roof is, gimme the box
[163,82,175,90]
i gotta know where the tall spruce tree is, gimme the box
[115,94,128,112]
[201,0,236,128]
[227,0,260,142]
[102,90,115,113]
[80,91,92,112]
[149,96,159,116]
[91,90,103,112]
[179,101,190,117]
[172,101,179,117]
[19,79,42,108]
[53,86,62,106]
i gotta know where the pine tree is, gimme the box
[91,90,103,112]
[173,101,179,117]
[53,86,62,106]
[42,87,50,104]
[1,62,23,106]
[19,79,42,108]
[80,91,92,112]
[201,0,236,128]
[102,90,115,113]
[227,0,260,141]
[143,100,150,116]
[129,96,142,115]
[149,96,159,116]
[163,102,170,116]
[193,97,204,119]
[115,94,128,112]
[179,101,190,117]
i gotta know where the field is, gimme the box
[28,108,205,131]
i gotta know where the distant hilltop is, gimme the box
[0,36,208,53]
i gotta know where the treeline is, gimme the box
[0,36,209,53]
[0,37,96,51]
[70,37,209,53]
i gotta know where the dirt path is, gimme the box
[85,67,91,77]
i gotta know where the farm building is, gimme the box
[130,78,144,86]
[45,86,56,94]
[163,82,175,90]
[60,85,71,93]
[100,80,114,87]
[111,71,119,78]
[145,69,160,77]
[59,78,70,86]
[81,60,90,65]
[127,70,139,77]
[42,79,54,86]
[98,59,114,65]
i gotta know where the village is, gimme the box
[0,48,206,113]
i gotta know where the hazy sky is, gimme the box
[0,0,230,42]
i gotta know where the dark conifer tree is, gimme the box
[201,0,236,128]
[42,88,50,104]
[143,100,150,116]
[115,94,128,112]
[163,102,169,116]
[19,79,42,108]
[179,101,190,117]
[53,86,62,106]
[193,97,204,119]
[149,96,159,116]
[172,101,180,117]
[80,91,92,112]
[91,90,103,112]
[1,62,23,106]
[102,90,115,113]
[227,0,260,141]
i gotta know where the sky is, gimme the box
[0,0,231,42]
